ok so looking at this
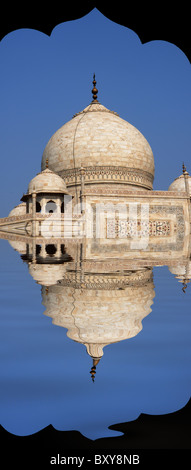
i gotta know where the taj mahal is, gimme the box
[0,76,191,380]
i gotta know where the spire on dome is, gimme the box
[90,358,100,383]
[91,74,98,102]
[182,162,190,175]
[182,162,190,196]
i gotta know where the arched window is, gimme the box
[61,244,66,254]
[45,244,57,256]
[45,200,57,214]
[61,201,64,213]
[36,244,41,255]
[36,201,41,213]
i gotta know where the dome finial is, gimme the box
[92,74,98,102]
[89,358,100,383]
[182,162,186,174]
[182,281,187,293]
[46,157,49,169]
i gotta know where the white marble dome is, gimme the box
[169,261,191,280]
[27,167,70,195]
[29,263,67,286]
[42,277,155,358]
[8,240,26,254]
[8,202,26,217]
[41,101,155,190]
[168,173,191,195]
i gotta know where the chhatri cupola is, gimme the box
[41,76,155,195]
[168,163,191,196]
[21,161,72,215]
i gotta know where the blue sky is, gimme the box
[0,8,190,217]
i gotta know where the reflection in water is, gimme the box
[5,235,191,385]
[0,233,190,439]
[18,238,156,381]
[10,236,155,381]
[169,261,191,294]
[41,268,154,382]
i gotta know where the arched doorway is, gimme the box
[45,200,57,214]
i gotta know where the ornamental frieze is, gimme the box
[58,267,153,290]
[59,166,153,189]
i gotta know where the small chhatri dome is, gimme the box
[41,76,155,191]
[29,263,68,286]
[22,167,71,199]
[8,202,26,217]
[168,164,191,195]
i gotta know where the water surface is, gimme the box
[0,239,190,440]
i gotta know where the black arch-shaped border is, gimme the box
[0,3,190,62]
